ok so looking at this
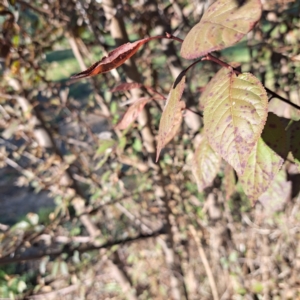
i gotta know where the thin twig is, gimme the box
[189,225,219,300]
[166,32,184,43]
[0,138,42,163]
[16,0,70,22]
[28,285,79,299]
[202,54,236,71]
[265,87,300,110]
[202,54,300,111]
[0,227,166,266]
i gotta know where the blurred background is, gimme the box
[0,0,300,299]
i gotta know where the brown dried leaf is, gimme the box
[71,38,152,79]
[115,97,150,130]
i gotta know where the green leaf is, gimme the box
[204,69,268,175]
[192,137,221,191]
[133,138,143,152]
[110,101,118,114]
[156,72,186,161]
[95,139,115,157]
[118,136,127,152]
[239,113,289,204]
[181,0,262,59]
[17,280,27,293]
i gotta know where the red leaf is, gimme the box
[71,38,152,79]
[115,97,150,130]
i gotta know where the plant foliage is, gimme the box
[69,0,297,203]
[1,0,300,298]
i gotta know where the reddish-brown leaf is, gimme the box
[110,82,143,92]
[115,97,150,130]
[71,38,152,79]
[156,73,186,161]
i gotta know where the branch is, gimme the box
[265,87,300,110]
[0,227,166,266]
[165,32,184,43]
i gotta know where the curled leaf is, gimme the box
[71,37,152,79]
[156,72,186,161]
[116,97,150,130]
[204,68,268,175]
[181,0,262,59]
[192,137,222,191]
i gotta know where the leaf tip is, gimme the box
[70,73,81,79]
[156,148,161,162]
